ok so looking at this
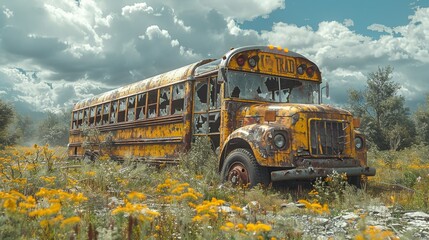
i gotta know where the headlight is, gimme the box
[273,133,286,149]
[355,137,363,150]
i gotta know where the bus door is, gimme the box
[193,75,221,150]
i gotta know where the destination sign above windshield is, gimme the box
[227,50,321,82]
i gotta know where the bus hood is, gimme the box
[239,103,352,120]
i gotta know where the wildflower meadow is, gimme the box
[0,139,428,239]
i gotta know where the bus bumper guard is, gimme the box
[270,166,376,182]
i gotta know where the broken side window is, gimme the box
[118,98,126,122]
[83,108,89,125]
[136,93,146,120]
[194,113,209,134]
[72,111,78,129]
[110,101,118,123]
[209,112,220,133]
[172,83,185,114]
[96,105,102,125]
[159,87,171,117]
[77,110,83,128]
[102,102,110,125]
[89,107,96,126]
[127,96,136,121]
[194,81,208,112]
[210,77,220,110]
[147,90,158,118]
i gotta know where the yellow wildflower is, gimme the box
[231,205,243,212]
[246,222,272,233]
[60,216,81,228]
[28,203,61,217]
[85,171,96,177]
[3,198,17,211]
[40,176,56,184]
[127,191,146,201]
[40,214,64,228]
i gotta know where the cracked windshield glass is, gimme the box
[226,71,319,104]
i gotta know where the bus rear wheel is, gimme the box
[221,148,269,187]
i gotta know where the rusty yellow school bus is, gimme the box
[68,45,375,187]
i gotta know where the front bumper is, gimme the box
[270,166,376,182]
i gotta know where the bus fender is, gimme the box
[219,123,288,171]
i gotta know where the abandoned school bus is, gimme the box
[68,45,375,186]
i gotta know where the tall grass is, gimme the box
[0,140,427,239]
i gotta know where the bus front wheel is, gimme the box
[221,148,269,187]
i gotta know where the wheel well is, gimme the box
[219,138,253,172]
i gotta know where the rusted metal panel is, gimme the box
[219,100,360,169]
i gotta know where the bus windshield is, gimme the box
[226,71,320,104]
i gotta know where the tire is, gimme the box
[221,148,270,187]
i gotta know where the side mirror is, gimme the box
[217,67,227,83]
[320,82,329,104]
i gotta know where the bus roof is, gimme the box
[221,45,309,64]
[73,59,212,110]
[72,45,321,111]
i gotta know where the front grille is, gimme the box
[310,120,349,155]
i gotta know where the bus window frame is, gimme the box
[110,100,118,124]
[126,95,136,122]
[102,102,110,125]
[117,98,127,123]
[172,83,186,115]
[136,92,147,120]
[159,86,172,117]
[147,89,159,119]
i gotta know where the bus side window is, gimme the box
[89,107,96,126]
[77,110,83,128]
[127,96,136,121]
[102,102,110,125]
[118,98,126,122]
[172,83,185,114]
[110,101,118,123]
[95,105,102,125]
[194,113,209,133]
[72,111,78,129]
[147,90,158,118]
[136,93,146,120]
[83,108,89,125]
[194,81,208,112]
[159,87,171,116]
[210,77,220,110]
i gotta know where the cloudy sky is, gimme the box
[0,0,428,118]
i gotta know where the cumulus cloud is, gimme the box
[368,23,393,34]
[261,8,429,107]
[121,2,154,16]
[2,5,13,18]
[145,25,171,40]
[0,0,427,115]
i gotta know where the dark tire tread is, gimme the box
[221,148,270,187]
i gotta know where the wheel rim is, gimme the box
[227,162,249,186]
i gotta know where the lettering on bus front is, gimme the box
[260,54,295,75]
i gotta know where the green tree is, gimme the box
[0,100,18,148]
[13,114,35,145]
[348,66,415,150]
[415,94,429,145]
[37,111,69,146]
